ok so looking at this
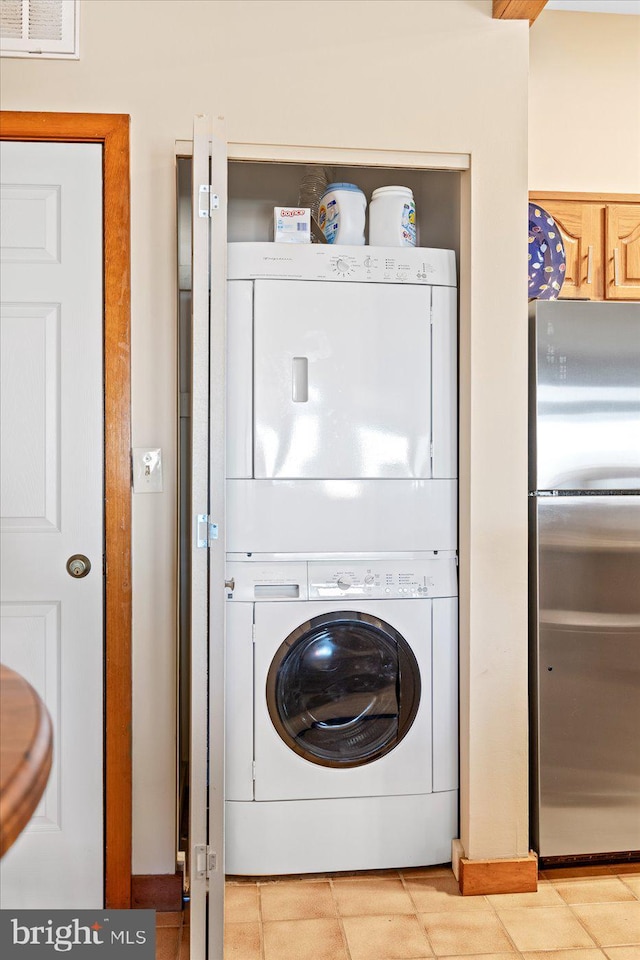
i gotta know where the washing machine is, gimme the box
[224,554,458,875]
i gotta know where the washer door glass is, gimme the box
[266,611,421,768]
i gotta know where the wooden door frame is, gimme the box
[0,112,132,909]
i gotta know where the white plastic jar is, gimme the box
[318,183,366,245]
[369,186,417,247]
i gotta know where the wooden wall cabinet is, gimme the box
[529,193,640,301]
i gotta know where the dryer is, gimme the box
[225,555,458,875]
[226,242,457,555]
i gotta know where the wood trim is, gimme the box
[493,0,548,25]
[0,111,132,909]
[459,852,538,896]
[131,874,183,912]
[530,191,640,204]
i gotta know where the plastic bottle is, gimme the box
[318,183,366,245]
[369,186,417,247]
[298,166,333,243]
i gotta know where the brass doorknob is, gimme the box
[66,555,91,578]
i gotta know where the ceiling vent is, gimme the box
[1,0,79,59]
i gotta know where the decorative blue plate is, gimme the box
[528,202,566,300]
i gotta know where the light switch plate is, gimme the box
[132,448,163,493]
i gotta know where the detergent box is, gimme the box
[273,207,311,243]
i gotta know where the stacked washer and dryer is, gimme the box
[224,242,458,875]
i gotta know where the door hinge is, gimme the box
[198,184,220,218]
[252,761,256,781]
[194,844,217,880]
[252,623,256,643]
[197,514,219,548]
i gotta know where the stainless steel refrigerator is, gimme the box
[529,300,640,861]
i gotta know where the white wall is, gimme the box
[0,0,530,872]
[529,10,640,192]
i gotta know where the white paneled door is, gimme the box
[0,142,104,907]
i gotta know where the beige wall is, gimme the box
[0,0,530,873]
[529,11,640,193]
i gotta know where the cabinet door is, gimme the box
[532,198,603,300]
[606,203,640,300]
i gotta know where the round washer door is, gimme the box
[266,610,421,768]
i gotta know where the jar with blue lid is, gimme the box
[318,182,366,245]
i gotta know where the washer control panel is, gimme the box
[308,559,457,599]
[225,556,457,601]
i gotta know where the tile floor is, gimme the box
[156,863,640,960]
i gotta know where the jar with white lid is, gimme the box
[318,183,366,245]
[369,186,417,247]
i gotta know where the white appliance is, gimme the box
[226,242,457,554]
[225,555,458,875]
[223,242,459,875]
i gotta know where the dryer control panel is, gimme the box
[227,241,457,287]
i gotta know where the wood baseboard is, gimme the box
[131,873,183,912]
[459,851,538,896]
